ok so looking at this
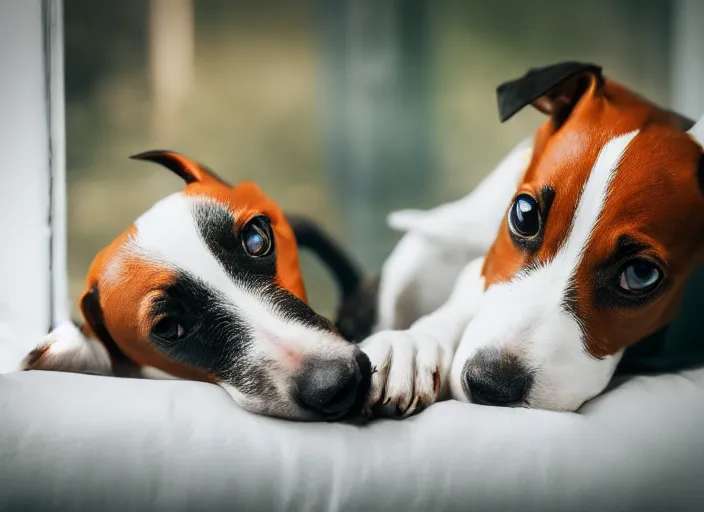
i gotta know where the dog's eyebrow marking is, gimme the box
[558,130,639,274]
[602,234,651,267]
[539,185,556,216]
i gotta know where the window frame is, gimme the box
[0,0,67,351]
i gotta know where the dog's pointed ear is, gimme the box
[130,150,231,186]
[497,62,604,127]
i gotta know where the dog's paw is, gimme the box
[21,322,111,375]
[21,322,83,371]
[359,330,448,419]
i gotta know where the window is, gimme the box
[1,1,703,354]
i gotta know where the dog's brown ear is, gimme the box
[130,150,231,186]
[497,62,604,128]
[79,285,136,376]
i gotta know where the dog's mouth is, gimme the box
[348,350,373,416]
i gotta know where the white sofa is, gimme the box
[1,365,703,511]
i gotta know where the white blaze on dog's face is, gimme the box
[79,151,371,420]
[450,63,704,411]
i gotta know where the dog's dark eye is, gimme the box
[242,216,273,258]
[152,317,186,342]
[508,194,541,238]
[619,259,661,293]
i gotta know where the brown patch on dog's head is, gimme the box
[486,63,704,357]
[450,62,704,412]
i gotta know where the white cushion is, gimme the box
[1,368,703,511]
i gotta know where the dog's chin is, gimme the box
[216,382,365,422]
[215,351,373,421]
[521,385,609,413]
[450,379,606,413]
[215,382,300,420]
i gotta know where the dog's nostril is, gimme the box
[462,350,532,407]
[295,359,360,418]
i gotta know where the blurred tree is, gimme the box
[64,0,147,103]
[318,0,434,270]
[149,0,195,139]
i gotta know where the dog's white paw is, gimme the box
[360,329,449,419]
[21,321,112,375]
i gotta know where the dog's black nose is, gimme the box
[295,355,366,418]
[462,349,532,407]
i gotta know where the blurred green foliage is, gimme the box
[65,0,672,319]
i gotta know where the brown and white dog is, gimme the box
[354,61,704,416]
[22,151,372,421]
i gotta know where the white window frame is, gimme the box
[0,0,67,353]
[0,0,702,355]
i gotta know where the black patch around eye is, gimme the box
[191,201,277,281]
[697,153,704,194]
[181,200,340,383]
[591,235,670,310]
[509,185,555,254]
[149,273,273,397]
[150,277,245,374]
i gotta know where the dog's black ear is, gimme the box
[79,285,138,376]
[497,62,604,127]
[130,150,231,187]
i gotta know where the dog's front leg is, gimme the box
[21,321,113,376]
[360,257,485,418]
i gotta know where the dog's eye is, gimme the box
[619,259,661,293]
[242,216,273,258]
[508,194,541,238]
[152,317,186,342]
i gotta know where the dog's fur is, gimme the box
[22,151,372,421]
[353,62,704,416]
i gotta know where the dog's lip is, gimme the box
[338,351,372,420]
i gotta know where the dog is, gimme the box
[351,61,704,416]
[21,150,372,421]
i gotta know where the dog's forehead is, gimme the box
[484,81,704,284]
[582,129,704,278]
[529,122,704,252]
[522,83,703,229]
[183,180,283,219]
[97,181,307,303]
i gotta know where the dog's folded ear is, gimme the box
[130,150,231,187]
[497,61,604,128]
[79,285,137,376]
